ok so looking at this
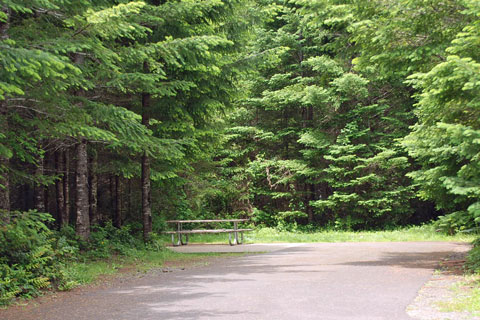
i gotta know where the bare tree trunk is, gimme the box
[63,149,70,226]
[34,155,45,212]
[127,179,132,219]
[88,152,98,225]
[142,61,152,241]
[113,175,122,228]
[141,153,152,240]
[73,52,90,239]
[75,140,90,239]
[0,100,9,223]
[109,174,114,222]
[55,151,66,227]
[306,183,315,224]
[0,5,10,223]
[0,5,9,41]
[0,154,9,223]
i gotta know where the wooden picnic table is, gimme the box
[165,219,252,246]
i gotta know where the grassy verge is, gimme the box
[63,250,242,287]
[167,225,476,244]
[432,240,480,317]
[437,275,480,317]
[0,249,242,309]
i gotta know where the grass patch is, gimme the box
[63,249,239,287]
[437,275,480,316]
[163,225,476,244]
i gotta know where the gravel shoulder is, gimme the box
[408,251,479,320]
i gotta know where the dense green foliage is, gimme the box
[0,211,69,304]
[404,0,480,233]
[210,0,473,230]
[1,0,480,304]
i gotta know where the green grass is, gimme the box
[62,249,239,288]
[163,224,476,245]
[437,275,480,316]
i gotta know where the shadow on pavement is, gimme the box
[0,242,469,320]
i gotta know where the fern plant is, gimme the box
[0,211,71,305]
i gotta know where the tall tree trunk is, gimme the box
[34,155,45,212]
[0,101,9,223]
[20,184,27,211]
[109,175,114,221]
[113,175,121,228]
[0,5,10,223]
[141,153,152,240]
[73,52,90,239]
[0,5,9,41]
[63,149,70,226]
[0,153,9,223]
[55,150,66,227]
[88,152,98,225]
[302,103,315,223]
[75,140,90,239]
[141,61,152,241]
[127,179,132,221]
[306,183,315,224]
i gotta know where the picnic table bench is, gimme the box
[165,219,252,246]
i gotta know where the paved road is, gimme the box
[1,242,469,320]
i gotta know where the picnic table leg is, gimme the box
[170,222,183,246]
[228,232,237,246]
[234,221,239,245]
[171,233,182,246]
[181,233,189,245]
[237,231,244,245]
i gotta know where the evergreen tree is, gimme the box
[403,0,480,232]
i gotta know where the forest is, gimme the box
[1,0,480,305]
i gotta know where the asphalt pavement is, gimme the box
[0,242,470,320]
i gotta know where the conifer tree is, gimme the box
[403,0,480,232]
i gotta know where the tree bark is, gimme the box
[75,140,90,239]
[0,100,9,223]
[306,183,315,224]
[141,153,152,240]
[303,104,315,224]
[0,154,9,223]
[55,150,66,227]
[73,52,90,239]
[88,152,98,225]
[63,149,70,226]
[34,155,46,212]
[141,61,152,241]
[0,5,10,223]
[127,179,132,220]
[113,175,122,228]
[0,5,9,41]
[109,174,114,222]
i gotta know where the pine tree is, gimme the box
[403,0,480,232]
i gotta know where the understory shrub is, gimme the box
[0,211,71,305]
[434,211,477,235]
[466,238,480,273]
[82,222,145,259]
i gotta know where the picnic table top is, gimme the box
[166,219,249,223]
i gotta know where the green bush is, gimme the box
[81,222,145,259]
[0,211,71,305]
[434,211,477,235]
[466,238,480,274]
